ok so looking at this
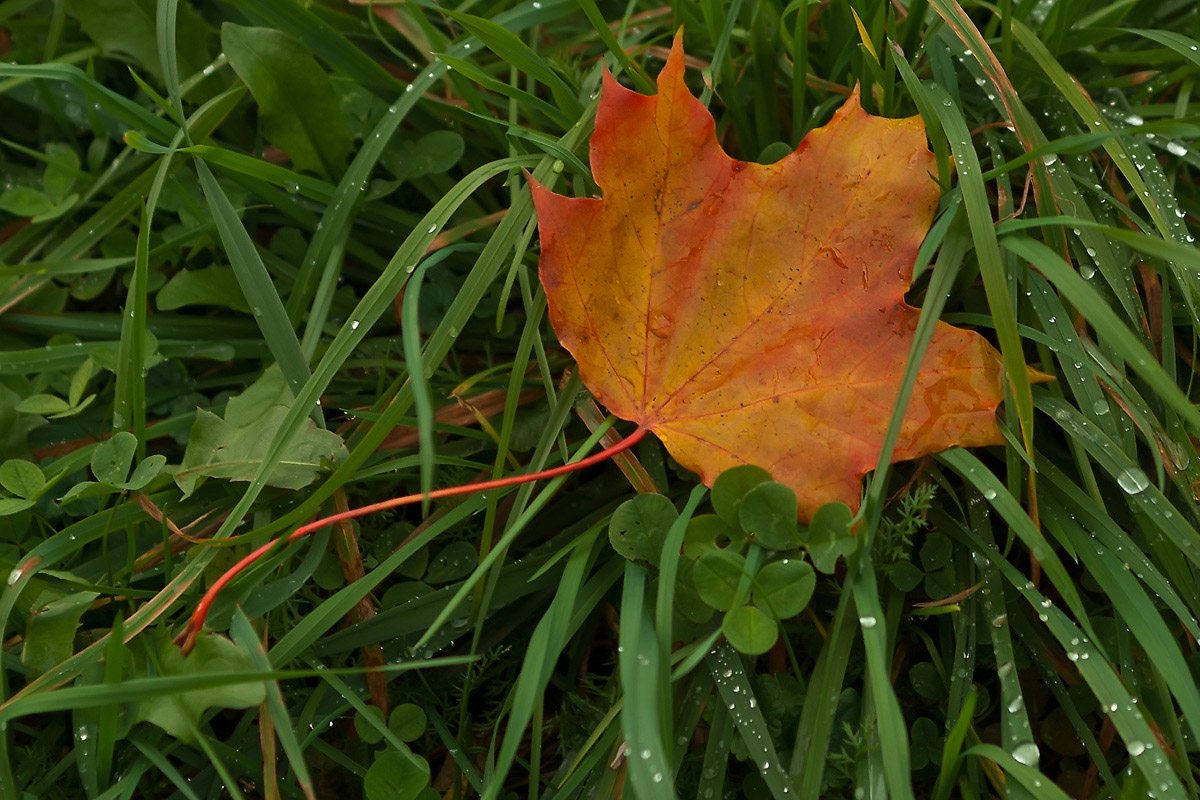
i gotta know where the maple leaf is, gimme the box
[531,36,1010,521]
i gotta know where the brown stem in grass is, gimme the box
[331,488,389,714]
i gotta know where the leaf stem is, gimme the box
[175,426,649,653]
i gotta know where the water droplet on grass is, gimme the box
[1012,742,1040,766]
[1117,467,1149,494]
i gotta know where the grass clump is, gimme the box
[0,0,1199,798]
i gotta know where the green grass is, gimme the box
[0,0,1199,797]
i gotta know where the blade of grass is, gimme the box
[707,642,793,798]
[619,562,675,798]
[442,10,582,118]
[939,449,1088,623]
[1042,501,1200,750]
[0,62,174,138]
[930,687,977,800]
[231,0,404,97]
[954,522,1187,799]
[111,202,150,442]
[790,576,856,798]
[229,611,316,800]
[574,0,654,92]
[194,159,312,396]
[1004,236,1200,433]
[483,529,602,800]
[655,486,707,676]
[924,81,1034,452]
[400,259,437,506]
[851,563,914,800]
[700,701,734,798]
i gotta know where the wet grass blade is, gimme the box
[619,563,675,798]
[707,642,793,798]
[230,611,316,800]
[194,159,312,394]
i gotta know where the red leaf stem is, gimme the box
[175,426,648,653]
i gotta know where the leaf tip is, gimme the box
[656,28,689,96]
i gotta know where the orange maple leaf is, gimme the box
[531,36,1009,521]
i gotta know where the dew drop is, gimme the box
[1011,742,1040,766]
[1116,467,1149,495]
